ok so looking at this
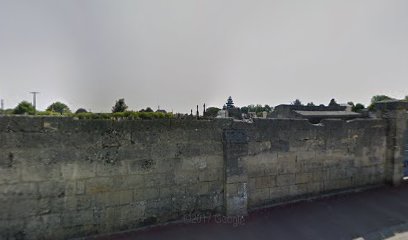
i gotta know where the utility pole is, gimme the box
[29,91,40,114]
[203,103,206,117]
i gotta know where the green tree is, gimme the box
[46,102,71,114]
[352,103,365,112]
[75,108,88,114]
[328,98,339,107]
[139,107,153,112]
[368,95,394,111]
[292,99,302,106]
[226,96,235,109]
[254,104,264,113]
[240,106,249,114]
[242,104,272,113]
[13,101,35,115]
[204,107,220,118]
[264,104,272,112]
[307,102,315,106]
[247,104,255,112]
[112,98,128,113]
[405,95,408,101]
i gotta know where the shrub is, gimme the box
[13,101,35,115]
[46,102,71,114]
[112,98,128,113]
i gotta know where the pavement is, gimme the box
[91,183,408,240]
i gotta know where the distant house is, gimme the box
[269,104,361,123]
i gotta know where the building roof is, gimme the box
[294,110,361,117]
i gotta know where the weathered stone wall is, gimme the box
[0,115,395,239]
[0,117,228,239]
[239,119,387,209]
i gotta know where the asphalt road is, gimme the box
[92,184,408,240]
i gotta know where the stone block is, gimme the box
[145,198,173,218]
[186,182,209,196]
[276,153,297,174]
[255,176,276,189]
[134,188,159,201]
[198,168,223,182]
[225,183,238,197]
[207,181,224,194]
[115,174,144,190]
[143,173,175,188]
[308,182,322,193]
[96,161,128,177]
[121,201,146,221]
[61,163,96,180]
[249,188,269,206]
[0,182,38,198]
[0,167,20,185]
[205,155,224,169]
[181,156,208,170]
[247,141,272,155]
[289,184,308,196]
[65,180,86,196]
[22,163,61,182]
[174,170,200,184]
[154,158,180,174]
[269,187,290,200]
[85,177,115,194]
[276,174,295,187]
[159,186,185,198]
[61,210,94,227]
[76,180,86,195]
[127,159,157,175]
[38,181,65,198]
[64,195,92,211]
[24,214,62,239]
[94,190,133,207]
[225,182,248,216]
[295,173,313,184]
[6,198,40,219]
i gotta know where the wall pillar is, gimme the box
[376,100,408,186]
[222,129,248,216]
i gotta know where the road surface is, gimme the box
[90,184,408,240]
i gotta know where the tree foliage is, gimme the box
[226,96,234,109]
[112,98,128,113]
[204,107,220,118]
[75,108,88,114]
[241,104,272,113]
[13,101,35,115]
[140,107,153,112]
[328,98,339,107]
[46,102,71,114]
[75,111,173,120]
[371,95,393,104]
[292,99,302,106]
[368,95,394,111]
[352,103,365,112]
[306,102,315,106]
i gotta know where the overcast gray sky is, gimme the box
[1,0,407,113]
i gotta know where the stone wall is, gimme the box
[0,112,402,239]
[0,117,228,239]
[239,119,387,208]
